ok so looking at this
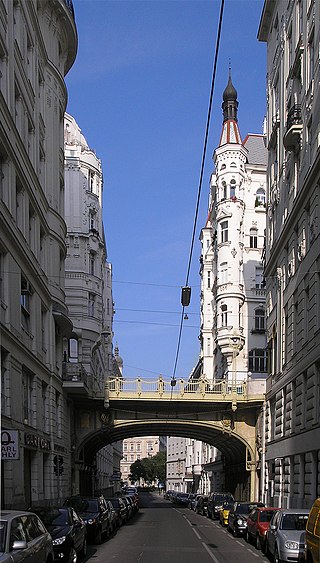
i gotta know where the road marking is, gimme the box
[202,542,220,563]
[192,527,202,540]
[247,548,260,558]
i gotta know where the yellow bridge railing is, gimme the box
[106,376,265,403]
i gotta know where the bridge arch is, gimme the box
[74,418,259,501]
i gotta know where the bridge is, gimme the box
[68,375,266,501]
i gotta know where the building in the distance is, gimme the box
[64,113,122,497]
[258,0,320,508]
[121,436,165,486]
[0,0,77,509]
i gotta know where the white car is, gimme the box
[0,510,53,562]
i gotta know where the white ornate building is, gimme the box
[0,0,77,508]
[258,0,320,508]
[64,113,122,496]
[200,75,267,393]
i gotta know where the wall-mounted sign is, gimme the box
[25,434,50,451]
[1,430,19,460]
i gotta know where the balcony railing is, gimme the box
[62,363,91,396]
[283,105,302,151]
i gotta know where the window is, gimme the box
[308,31,314,86]
[23,369,34,424]
[230,179,236,198]
[254,308,265,331]
[130,443,134,451]
[222,181,227,200]
[88,170,94,192]
[69,338,78,362]
[221,304,228,327]
[249,349,267,372]
[21,275,32,331]
[256,188,266,206]
[221,221,228,243]
[89,251,95,276]
[220,262,228,284]
[123,443,128,452]
[89,210,96,231]
[88,293,95,316]
[250,228,258,248]
[207,271,211,289]
[255,266,264,289]
[136,443,141,452]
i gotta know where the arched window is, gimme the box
[230,179,236,198]
[222,181,227,200]
[250,228,258,248]
[254,308,265,331]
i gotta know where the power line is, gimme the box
[171,0,225,386]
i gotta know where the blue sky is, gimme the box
[66,0,266,381]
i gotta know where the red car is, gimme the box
[246,506,279,551]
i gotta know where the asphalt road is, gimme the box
[82,492,271,563]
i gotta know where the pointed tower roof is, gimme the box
[219,70,242,146]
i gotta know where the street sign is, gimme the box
[1,430,19,460]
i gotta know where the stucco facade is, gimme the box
[259,0,320,508]
[0,0,77,508]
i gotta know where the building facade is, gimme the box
[258,0,320,508]
[120,436,164,486]
[0,0,77,508]
[200,76,268,391]
[64,113,122,497]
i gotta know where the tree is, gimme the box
[129,459,146,483]
[130,451,166,484]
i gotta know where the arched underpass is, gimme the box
[75,417,259,501]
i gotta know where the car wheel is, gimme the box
[95,529,102,545]
[256,535,261,550]
[80,537,87,557]
[274,546,283,563]
[233,527,238,537]
[245,530,250,542]
[68,547,77,563]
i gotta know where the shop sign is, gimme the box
[1,430,19,460]
[25,433,51,451]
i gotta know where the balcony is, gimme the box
[62,362,91,396]
[283,105,302,151]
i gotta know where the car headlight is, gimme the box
[237,518,244,525]
[52,536,66,546]
[285,541,299,550]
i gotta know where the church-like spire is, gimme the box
[219,69,242,146]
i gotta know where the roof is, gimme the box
[243,134,267,166]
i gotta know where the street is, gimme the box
[82,492,271,563]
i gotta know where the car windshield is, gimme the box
[179,494,189,498]
[34,508,68,526]
[0,522,7,553]
[66,498,99,513]
[260,510,277,523]
[214,495,227,502]
[223,503,234,510]
[281,514,308,530]
[236,503,264,514]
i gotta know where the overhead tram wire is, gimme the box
[170,0,225,396]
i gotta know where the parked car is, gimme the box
[174,493,190,506]
[266,508,309,563]
[64,495,113,544]
[219,501,235,527]
[306,498,320,563]
[123,494,138,514]
[191,495,203,512]
[195,496,209,516]
[164,490,175,500]
[0,509,54,562]
[107,498,128,527]
[187,494,196,508]
[208,492,235,519]
[246,506,279,550]
[30,505,87,562]
[228,501,265,537]
[121,496,134,520]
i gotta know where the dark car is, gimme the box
[246,506,279,550]
[121,496,134,521]
[195,495,209,516]
[207,492,235,519]
[64,496,113,544]
[106,498,127,527]
[123,494,138,514]
[0,509,54,563]
[30,506,87,562]
[228,501,265,537]
[175,493,190,506]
